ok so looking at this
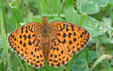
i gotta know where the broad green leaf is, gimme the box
[74,51,96,66]
[65,5,81,25]
[100,35,111,43]
[109,0,113,6]
[83,16,107,37]
[65,0,74,8]
[103,18,112,38]
[78,0,109,14]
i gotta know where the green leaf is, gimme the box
[0,48,6,59]
[103,18,112,38]
[49,17,64,23]
[40,64,64,71]
[0,9,12,71]
[65,0,74,8]
[70,65,85,71]
[78,0,109,14]
[83,16,107,37]
[109,0,113,6]
[90,54,112,71]
[9,0,22,27]
[74,51,96,66]
[38,0,50,14]
[65,5,81,25]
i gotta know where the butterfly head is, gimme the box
[41,16,49,32]
[42,16,48,22]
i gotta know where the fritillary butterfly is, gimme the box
[8,16,90,68]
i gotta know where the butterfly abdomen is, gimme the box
[42,35,49,58]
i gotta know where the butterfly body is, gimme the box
[41,16,50,58]
[8,16,90,68]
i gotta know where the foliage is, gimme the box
[0,0,113,71]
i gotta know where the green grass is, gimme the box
[0,0,113,71]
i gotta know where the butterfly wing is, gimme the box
[47,21,90,67]
[8,22,45,68]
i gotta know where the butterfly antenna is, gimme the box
[47,3,65,17]
[24,4,43,18]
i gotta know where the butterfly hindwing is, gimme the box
[47,35,72,67]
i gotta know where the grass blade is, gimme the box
[15,55,25,71]
[82,49,89,71]
[90,54,113,71]
[0,9,12,71]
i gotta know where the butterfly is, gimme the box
[8,16,90,68]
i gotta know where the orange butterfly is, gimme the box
[8,16,90,68]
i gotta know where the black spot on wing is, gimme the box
[68,33,72,38]
[66,25,69,31]
[71,25,74,31]
[63,33,66,38]
[62,39,66,44]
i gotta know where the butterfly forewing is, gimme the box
[8,22,45,68]
[47,21,90,67]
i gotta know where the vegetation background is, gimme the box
[0,0,113,71]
